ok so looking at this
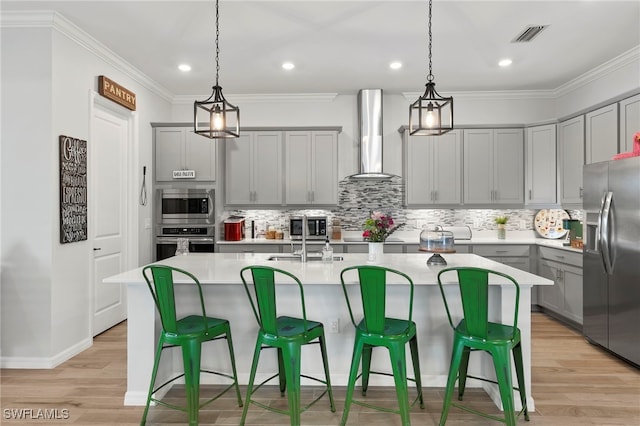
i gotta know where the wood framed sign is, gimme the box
[59,135,88,244]
[98,75,136,111]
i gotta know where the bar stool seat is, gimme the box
[141,265,242,426]
[239,265,336,426]
[339,265,424,426]
[437,266,529,426]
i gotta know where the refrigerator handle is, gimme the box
[600,191,614,275]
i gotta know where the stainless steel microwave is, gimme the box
[289,216,328,240]
[157,188,214,224]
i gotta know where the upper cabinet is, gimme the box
[558,116,585,205]
[525,124,557,206]
[619,93,640,153]
[463,128,524,205]
[585,103,619,164]
[154,126,217,181]
[403,130,462,206]
[285,130,338,205]
[225,131,283,206]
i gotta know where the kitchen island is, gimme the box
[104,252,552,410]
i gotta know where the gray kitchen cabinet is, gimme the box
[285,130,338,205]
[558,116,585,205]
[525,124,556,205]
[217,244,282,254]
[154,126,217,182]
[585,103,619,164]
[463,128,524,205]
[225,131,283,206]
[619,93,640,153]
[403,130,462,206]
[471,244,531,273]
[537,246,583,325]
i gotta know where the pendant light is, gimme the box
[194,0,239,138]
[409,0,453,136]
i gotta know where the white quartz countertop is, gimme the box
[105,252,552,287]
[217,230,583,254]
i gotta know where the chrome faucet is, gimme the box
[291,214,309,262]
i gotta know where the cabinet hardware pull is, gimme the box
[556,255,565,259]
[529,189,532,200]
[93,248,101,251]
[496,250,508,253]
[579,187,583,198]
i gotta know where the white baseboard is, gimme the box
[0,337,92,369]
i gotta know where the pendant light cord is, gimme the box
[427,0,433,83]
[215,0,220,87]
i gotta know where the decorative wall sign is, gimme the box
[98,75,136,111]
[172,170,196,179]
[59,135,88,244]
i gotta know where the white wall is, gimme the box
[1,17,172,367]
[1,27,55,360]
[556,47,640,118]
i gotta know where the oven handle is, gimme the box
[156,237,215,244]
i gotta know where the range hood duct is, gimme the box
[349,89,395,180]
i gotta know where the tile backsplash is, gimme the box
[222,176,583,236]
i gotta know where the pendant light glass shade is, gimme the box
[194,0,239,139]
[409,0,453,136]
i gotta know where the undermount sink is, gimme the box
[267,254,344,262]
[343,237,404,242]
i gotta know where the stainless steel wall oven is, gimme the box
[155,188,215,260]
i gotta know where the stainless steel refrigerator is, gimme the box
[583,156,640,367]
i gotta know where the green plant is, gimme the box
[494,216,508,225]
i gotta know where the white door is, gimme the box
[90,102,129,336]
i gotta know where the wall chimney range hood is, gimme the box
[348,89,396,180]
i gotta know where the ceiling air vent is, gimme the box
[511,25,548,43]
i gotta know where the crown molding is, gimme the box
[173,92,339,104]
[1,10,174,103]
[554,45,640,98]
[402,90,557,101]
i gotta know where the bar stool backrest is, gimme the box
[142,265,208,335]
[340,265,414,335]
[240,266,309,337]
[437,267,520,340]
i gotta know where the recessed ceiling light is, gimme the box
[498,59,513,67]
[282,62,295,70]
[178,64,191,72]
[389,61,403,70]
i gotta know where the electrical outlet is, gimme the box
[520,220,527,229]
[416,220,427,229]
[329,318,340,333]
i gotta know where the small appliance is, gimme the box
[289,216,327,240]
[157,188,214,224]
[224,216,246,241]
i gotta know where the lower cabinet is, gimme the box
[217,244,283,254]
[471,245,531,272]
[537,246,583,325]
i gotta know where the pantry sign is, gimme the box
[98,75,136,111]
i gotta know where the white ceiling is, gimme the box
[3,0,640,97]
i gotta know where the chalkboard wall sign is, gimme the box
[59,135,88,244]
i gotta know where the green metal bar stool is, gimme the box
[339,265,425,426]
[436,267,529,426]
[141,265,243,426]
[239,265,336,426]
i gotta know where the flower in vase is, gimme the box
[362,211,403,242]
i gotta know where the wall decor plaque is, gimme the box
[59,135,88,244]
[98,75,136,111]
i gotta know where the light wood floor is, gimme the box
[1,313,638,425]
